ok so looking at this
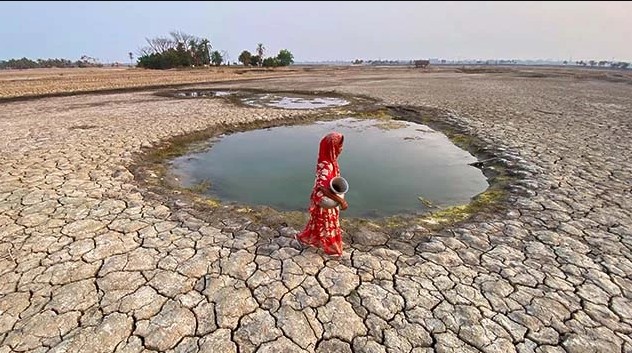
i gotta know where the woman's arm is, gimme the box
[318,186,348,210]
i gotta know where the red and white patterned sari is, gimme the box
[297,132,344,256]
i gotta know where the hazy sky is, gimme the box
[1,1,631,63]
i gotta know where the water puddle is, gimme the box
[242,94,349,109]
[170,90,349,109]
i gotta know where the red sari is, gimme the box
[297,132,344,256]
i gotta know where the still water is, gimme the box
[170,118,488,218]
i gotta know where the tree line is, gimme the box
[571,60,630,69]
[0,55,103,69]
[237,43,294,68]
[1,31,294,70]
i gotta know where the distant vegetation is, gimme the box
[136,31,212,69]
[350,58,631,69]
[573,60,629,69]
[238,46,294,68]
[0,55,104,69]
[136,32,293,69]
[3,34,628,71]
[0,30,294,70]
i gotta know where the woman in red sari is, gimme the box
[297,132,348,256]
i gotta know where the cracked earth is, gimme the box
[1,68,631,353]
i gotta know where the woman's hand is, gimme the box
[319,186,349,211]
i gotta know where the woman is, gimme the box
[297,132,348,256]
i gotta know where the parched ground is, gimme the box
[0,67,301,99]
[0,67,631,353]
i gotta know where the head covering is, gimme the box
[298,131,345,256]
[318,132,344,169]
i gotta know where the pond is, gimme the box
[169,118,489,218]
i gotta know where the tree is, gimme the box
[262,57,280,67]
[195,38,212,66]
[221,50,230,65]
[144,36,174,54]
[238,51,252,66]
[128,52,134,67]
[250,55,261,67]
[211,50,223,66]
[175,42,192,66]
[77,55,102,68]
[170,31,195,46]
[276,49,294,66]
[256,43,265,66]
